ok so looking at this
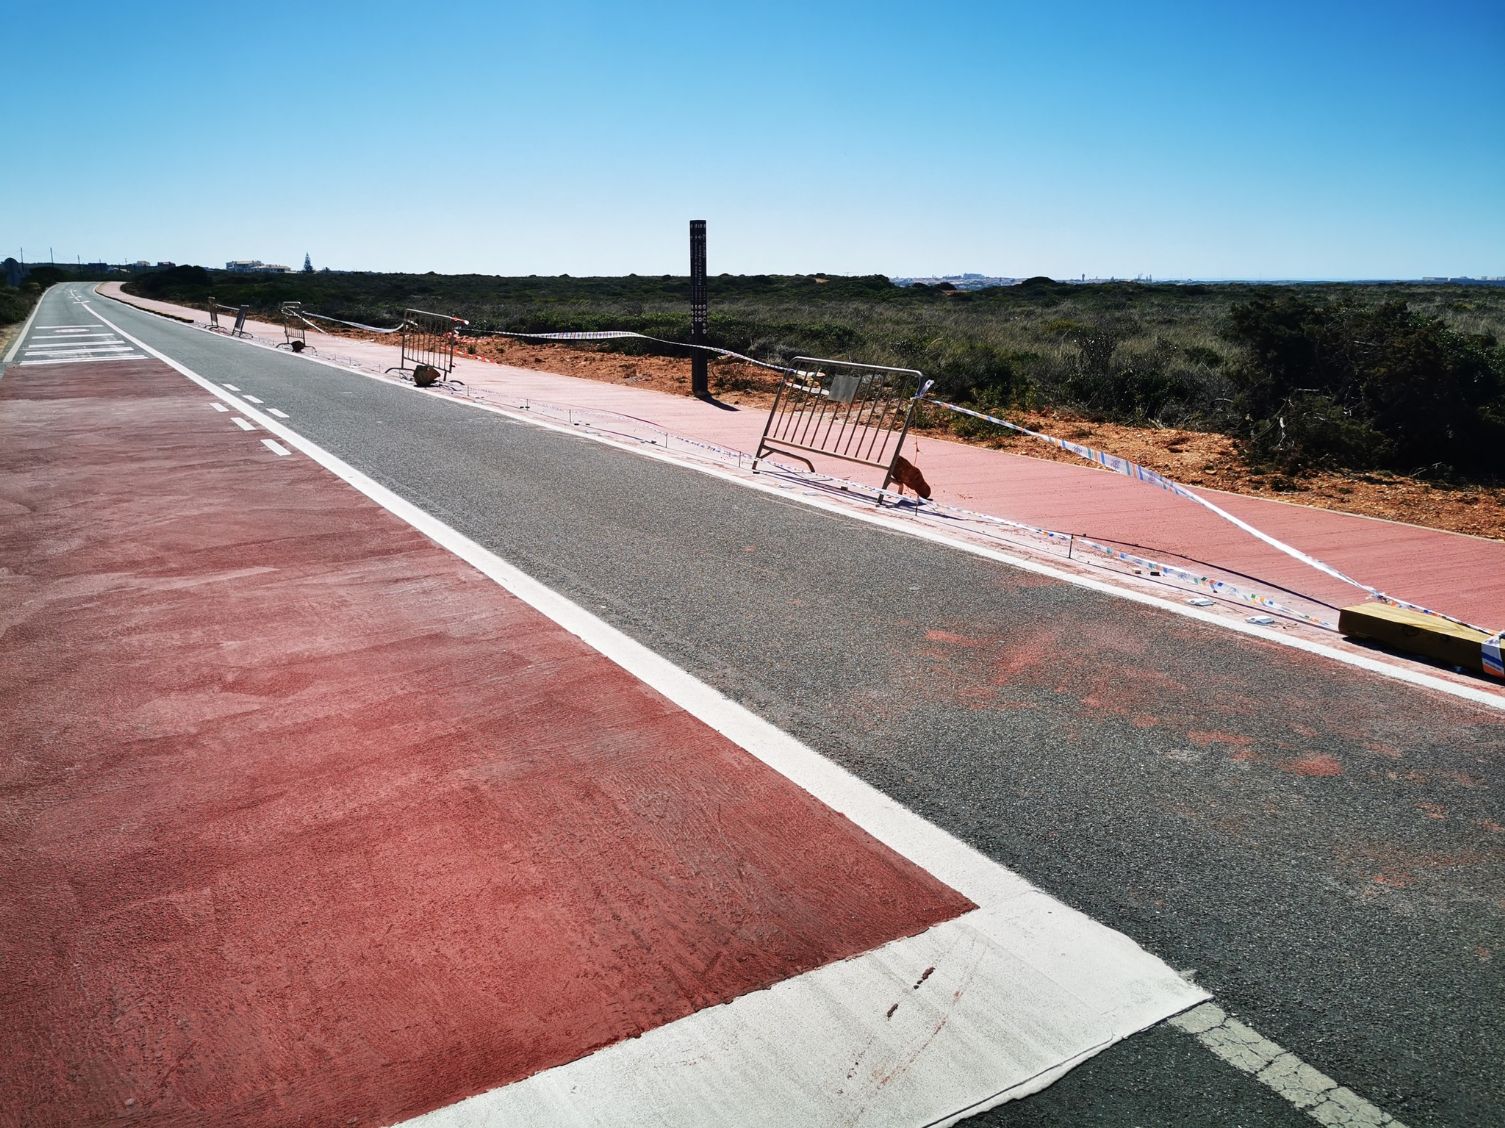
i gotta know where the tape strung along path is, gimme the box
[0,308,1201,1122]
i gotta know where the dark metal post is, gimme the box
[689,219,708,398]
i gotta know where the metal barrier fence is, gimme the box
[205,296,250,337]
[752,357,928,495]
[276,302,312,352]
[386,308,466,381]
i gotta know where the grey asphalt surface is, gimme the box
[25,287,1505,1126]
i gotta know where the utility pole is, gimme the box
[689,219,708,398]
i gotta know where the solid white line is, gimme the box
[268,407,289,418]
[222,383,240,391]
[25,344,131,353]
[210,403,229,413]
[36,325,95,330]
[92,284,1505,713]
[261,438,291,456]
[2,289,49,365]
[31,333,115,341]
[1172,1004,1405,1127]
[242,394,264,403]
[18,354,148,366]
[231,416,256,431]
[83,300,1207,1128]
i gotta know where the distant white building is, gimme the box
[225,260,291,273]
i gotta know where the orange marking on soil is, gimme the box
[1415,801,1449,821]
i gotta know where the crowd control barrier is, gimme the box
[206,296,250,338]
[753,357,929,496]
[276,302,313,352]
[386,308,467,383]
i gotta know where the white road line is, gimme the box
[261,438,291,457]
[36,324,94,330]
[231,417,256,431]
[210,403,229,413]
[90,285,1505,712]
[222,383,240,391]
[25,344,131,354]
[31,333,116,341]
[2,293,48,365]
[242,394,264,403]
[84,300,1209,1128]
[268,407,289,418]
[20,354,148,366]
[1172,1004,1405,1127]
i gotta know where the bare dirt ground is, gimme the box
[337,328,1505,541]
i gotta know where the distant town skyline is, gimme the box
[5,0,1501,280]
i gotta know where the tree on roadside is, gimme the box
[303,253,314,273]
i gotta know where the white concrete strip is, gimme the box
[210,403,229,413]
[242,394,264,403]
[231,416,256,431]
[405,899,1196,1128]
[261,438,291,457]
[89,286,1505,713]
[268,407,290,419]
[3,293,48,365]
[222,383,240,391]
[85,302,1210,1128]
[20,354,148,366]
[25,343,131,353]
[1172,1004,1405,1127]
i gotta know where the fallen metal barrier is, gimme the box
[386,307,467,384]
[752,356,928,497]
[276,302,313,352]
[206,296,250,338]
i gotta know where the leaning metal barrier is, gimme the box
[752,357,930,495]
[205,296,250,337]
[276,302,312,352]
[385,308,467,382]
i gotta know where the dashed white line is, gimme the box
[1172,1004,1406,1127]
[210,403,229,413]
[261,438,291,457]
[268,408,290,419]
[242,394,264,403]
[231,417,256,431]
[222,383,240,391]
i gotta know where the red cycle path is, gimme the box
[0,360,972,1127]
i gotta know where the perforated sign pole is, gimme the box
[689,219,708,398]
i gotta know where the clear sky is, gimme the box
[4,0,1502,279]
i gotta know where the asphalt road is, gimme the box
[20,286,1505,1127]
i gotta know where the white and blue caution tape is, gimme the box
[1485,633,1504,679]
[465,326,800,375]
[923,399,1496,628]
[298,311,406,334]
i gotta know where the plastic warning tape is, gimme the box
[924,397,1497,637]
[464,326,801,375]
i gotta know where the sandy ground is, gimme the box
[441,333,1505,541]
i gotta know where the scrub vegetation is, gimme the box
[128,267,1505,482]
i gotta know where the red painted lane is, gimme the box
[0,361,973,1127]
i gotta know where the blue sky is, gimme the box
[4,0,1502,278]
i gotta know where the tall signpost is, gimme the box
[689,219,708,398]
